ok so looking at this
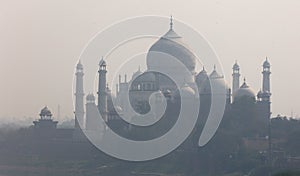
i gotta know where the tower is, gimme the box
[97,57,108,122]
[262,58,271,96]
[256,58,272,137]
[258,58,272,102]
[75,60,84,129]
[232,61,240,93]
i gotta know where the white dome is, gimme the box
[211,78,230,92]
[209,66,223,79]
[133,71,156,82]
[132,67,143,80]
[40,106,52,117]
[196,67,208,78]
[196,67,208,86]
[233,81,256,101]
[146,28,197,74]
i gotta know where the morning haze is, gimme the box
[1,0,299,123]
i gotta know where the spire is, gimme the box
[162,15,181,39]
[75,58,84,130]
[76,60,83,70]
[263,56,270,68]
[240,77,249,88]
[98,55,108,121]
[170,15,173,30]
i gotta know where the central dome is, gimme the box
[146,28,197,74]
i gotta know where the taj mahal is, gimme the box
[35,17,272,143]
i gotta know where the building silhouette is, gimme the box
[34,17,271,149]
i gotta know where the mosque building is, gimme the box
[71,17,272,141]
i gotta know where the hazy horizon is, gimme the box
[1,0,300,124]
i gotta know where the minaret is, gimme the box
[97,57,108,122]
[257,58,272,158]
[75,60,84,129]
[262,58,271,94]
[232,61,240,93]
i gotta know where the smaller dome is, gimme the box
[197,67,208,76]
[40,106,52,117]
[134,71,156,82]
[196,67,208,84]
[132,67,143,80]
[263,58,270,68]
[210,65,223,79]
[86,93,95,101]
[233,80,256,101]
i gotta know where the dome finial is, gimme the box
[243,77,246,83]
[213,64,216,71]
[202,66,205,71]
[170,15,173,30]
[138,65,141,72]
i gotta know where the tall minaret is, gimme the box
[97,57,108,122]
[232,61,240,93]
[75,60,84,129]
[262,58,271,94]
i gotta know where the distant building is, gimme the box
[33,106,58,139]
[33,106,58,129]
[33,17,272,148]
[74,17,271,139]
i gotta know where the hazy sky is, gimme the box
[1,0,300,123]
